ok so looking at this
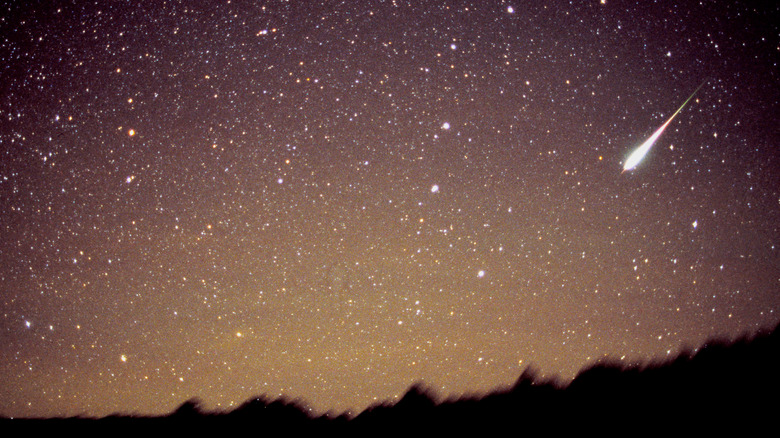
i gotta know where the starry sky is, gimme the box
[1,0,778,418]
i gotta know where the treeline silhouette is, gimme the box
[4,325,778,433]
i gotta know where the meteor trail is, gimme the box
[622,81,706,173]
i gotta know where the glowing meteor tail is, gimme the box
[622,81,706,172]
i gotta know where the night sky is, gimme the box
[1,0,778,418]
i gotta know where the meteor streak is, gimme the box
[622,82,705,172]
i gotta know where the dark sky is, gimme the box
[1,0,778,417]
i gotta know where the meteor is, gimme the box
[622,82,706,172]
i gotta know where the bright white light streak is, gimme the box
[622,81,705,172]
